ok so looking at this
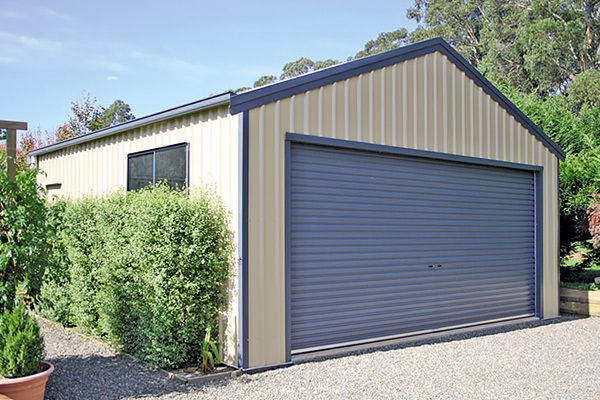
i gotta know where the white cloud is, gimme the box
[0,10,25,19]
[129,50,211,76]
[107,76,119,81]
[36,7,71,21]
[0,31,66,65]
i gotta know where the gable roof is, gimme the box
[230,37,565,161]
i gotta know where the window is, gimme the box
[46,183,62,202]
[127,144,188,191]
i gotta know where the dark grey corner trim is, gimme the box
[556,161,561,316]
[30,92,232,157]
[239,111,250,370]
[535,171,544,317]
[242,361,294,374]
[284,138,292,362]
[229,38,564,161]
[286,132,544,172]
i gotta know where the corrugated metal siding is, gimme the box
[290,143,535,352]
[36,106,241,365]
[246,51,559,367]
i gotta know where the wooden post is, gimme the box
[0,120,28,183]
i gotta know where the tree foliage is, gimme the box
[353,29,409,59]
[0,152,63,315]
[254,75,278,88]
[565,69,600,112]
[407,0,600,96]
[100,100,135,128]
[66,92,105,138]
[59,92,135,142]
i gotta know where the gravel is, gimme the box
[41,315,600,399]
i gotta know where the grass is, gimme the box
[560,240,600,291]
[560,281,599,291]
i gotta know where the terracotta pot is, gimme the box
[0,362,54,400]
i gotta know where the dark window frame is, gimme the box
[126,143,189,191]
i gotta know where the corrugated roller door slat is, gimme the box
[290,143,536,353]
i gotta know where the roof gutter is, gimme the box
[30,92,232,157]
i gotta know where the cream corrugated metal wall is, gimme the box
[36,106,241,365]
[246,51,559,367]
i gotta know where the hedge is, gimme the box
[40,184,233,369]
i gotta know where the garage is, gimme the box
[33,37,564,370]
[288,137,540,353]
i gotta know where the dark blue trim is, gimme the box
[286,132,543,172]
[535,171,544,317]
[284,139,292,362]
[239,111,250,370]
[556,161,561,317]
[230,38,565,161]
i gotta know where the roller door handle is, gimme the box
[428,264,443,269]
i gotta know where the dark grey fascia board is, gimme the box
[30,92,232,157]
[230,38,565,161]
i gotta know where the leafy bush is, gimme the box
[0,304,45,378]
[40,184,233,369]
[588,193,600,251]
[0,151,63,315]
[502,84,600,259]
[560,152,600,255]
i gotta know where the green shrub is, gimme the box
[0,304,45,378]
[40,184,233,369]
[560,151,600,256]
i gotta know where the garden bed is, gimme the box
[560,287,600,316]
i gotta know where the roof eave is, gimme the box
[30,92,232,157]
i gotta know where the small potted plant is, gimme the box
[0,303,54,400]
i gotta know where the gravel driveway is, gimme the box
[41,315,600,399]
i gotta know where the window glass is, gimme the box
[155,146,187,189]
[127,144,187,191]
[128,153,154,190]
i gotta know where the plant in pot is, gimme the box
[0,151,62,399]
[0,303,53,400]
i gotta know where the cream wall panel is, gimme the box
[36,106,241,365]
[247,50,561,367]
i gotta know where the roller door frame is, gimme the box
[284,132,543,358]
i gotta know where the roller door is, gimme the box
[289,143,537,353]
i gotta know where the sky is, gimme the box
[1,0,418,139]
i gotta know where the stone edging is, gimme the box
[118,352,243,384]
[159,368,243,384]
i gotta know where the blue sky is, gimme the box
[1,0,417,137]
